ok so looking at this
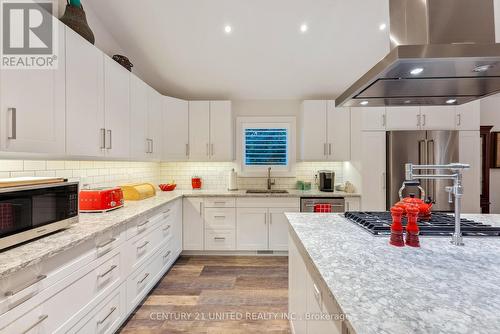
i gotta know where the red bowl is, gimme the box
[159,184,176,191]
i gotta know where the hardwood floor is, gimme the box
[119,256,290,334]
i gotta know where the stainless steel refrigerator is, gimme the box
[386,131,459,211]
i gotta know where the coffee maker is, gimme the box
[318,170,335,192]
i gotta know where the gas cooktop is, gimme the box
[344,212,500,237]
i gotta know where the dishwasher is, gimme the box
[300,197,345,212]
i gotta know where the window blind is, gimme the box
[244,128,288,166]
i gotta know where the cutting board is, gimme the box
[0,177,66,188]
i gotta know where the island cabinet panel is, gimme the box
[289,232,345,334]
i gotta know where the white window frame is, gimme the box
[236,116,296,177]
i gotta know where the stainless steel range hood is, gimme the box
[336,0,500,107]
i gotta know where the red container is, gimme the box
[314,204,332,213]
[79,187,124,212]
[191,177,202,189]
[390,206,405,247]
[159,184,177,191]
[405,205,421,247]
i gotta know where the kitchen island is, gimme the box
[286,213,500,334]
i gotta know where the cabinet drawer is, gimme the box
[236,197,300,208]
[204,208,236,230]
[71,285,125,334]
[204,230,236,250]
[204,197,236,208]
[126,205,172,240]
[125,224,171,274]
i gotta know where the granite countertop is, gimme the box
[286,213,500,334]
[0,189,360,280]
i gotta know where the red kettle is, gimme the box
[395,181,434,219]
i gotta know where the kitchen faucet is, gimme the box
[405,163,470,246]
[267,167,275,190]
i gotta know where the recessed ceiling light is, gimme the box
[300,24,308,33]
[360,101,369,106]
[379,23,387,31]
[224,25,232,34]
[410,68,424,75]
[446,99,457,104]
[473,64,494,72]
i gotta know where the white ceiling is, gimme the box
[86,0,390,100]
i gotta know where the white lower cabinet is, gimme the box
[236,208,269,250]
[269,208,299,251]
[289,233,343,334]
[0,199,183,334]
[345,197,361,212]
[183,197,205,250]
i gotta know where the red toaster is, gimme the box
[79,187,124,212]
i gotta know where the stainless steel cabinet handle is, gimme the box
[106,130,112,149]
[214,215,226,219]
[138,272,150,284]
[5,275,47,297]
[313,283,322,304]
[7,108,16,139]
[21,315,48,334]
[146,139,151,153]
[137,241,149,250]
[97,238,116,249]
[100,128,106,149]
[199,202,203,215]
[163,209,171,214]
[206,143,209,156]
[211,144,214,156]
[457,114,462,126]
[382,114,386,127]
[97,307,117,325]
[422,114,427,127]
[185,143,189,156]
[163,250,172,259]
[137,220,149,228]
[151,139,154,153]
[98,265,118,278]
[163,225,171,232]
[329,143,332,155]
[324,143,327,156]
[214,237,226,240]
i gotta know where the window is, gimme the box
[236,117,296,176]
[244,128,288,166]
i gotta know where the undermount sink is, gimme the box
[246,189,289,194]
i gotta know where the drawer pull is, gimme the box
[21,315,48,334]
[5,274,47,297]
[214,202,226,205]
[137,241,150,250]
[97,238,116,249]
[163,209,171,214]
[214,216,226,219]
[214,237,226,241]
[137,220,149,228]
[97,306,117,325]
[313,283,322,303]
[98,265,118,279]
[138,272,150,284]
[163,250,172,259]
[163,225,171,232]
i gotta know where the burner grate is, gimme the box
[344,212,500,237]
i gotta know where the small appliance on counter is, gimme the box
[228,169,238,191]
[120,183,156,201]
[79,187,124,212]
[0,181,79,251]
[318,170,335,192]
[192,177,202,190]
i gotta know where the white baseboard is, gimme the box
[181,250,288,256]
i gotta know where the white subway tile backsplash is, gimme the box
[0,160,24,172]
[23,160,47,171]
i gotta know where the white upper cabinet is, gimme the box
[209,101,233,161]
[129,74,149,160]
[361,131,386,211]
[300,100,350,161]
[147,89,163,160]
[301,100,328,161]
[420,106,457,130]
[0,22,66,155]
[163,97,189,161]
[104,56,131,158]
[361,107,386,131]
[385,107,421,130]
[66,27,105,157]
[188,101,211,161]
[327,101,350,161]
[456,101,480,131]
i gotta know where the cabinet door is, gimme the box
[289,234,307,334]
[361,107,386,131]
[306,269,341,334]
[147,89,163,160]
[269,208,298,251]
[301,100,328,160]
[66,27,105,157]
[385,107,421,130]
[236,208,268,250]
[327,102,351,161]
[0,22,65,154]
[189,101,210,161]
[210,101,233,161]
[420,106,456,130]
[456,101,480,131]
[104,56,130,158]
[459,131,481,213]
[163,96,189,161]
[345,197,361,212]
[129,75,149,160]
[182,198,204,250]
[361,132,386,211]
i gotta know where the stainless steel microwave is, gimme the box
[0,182,79,251]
